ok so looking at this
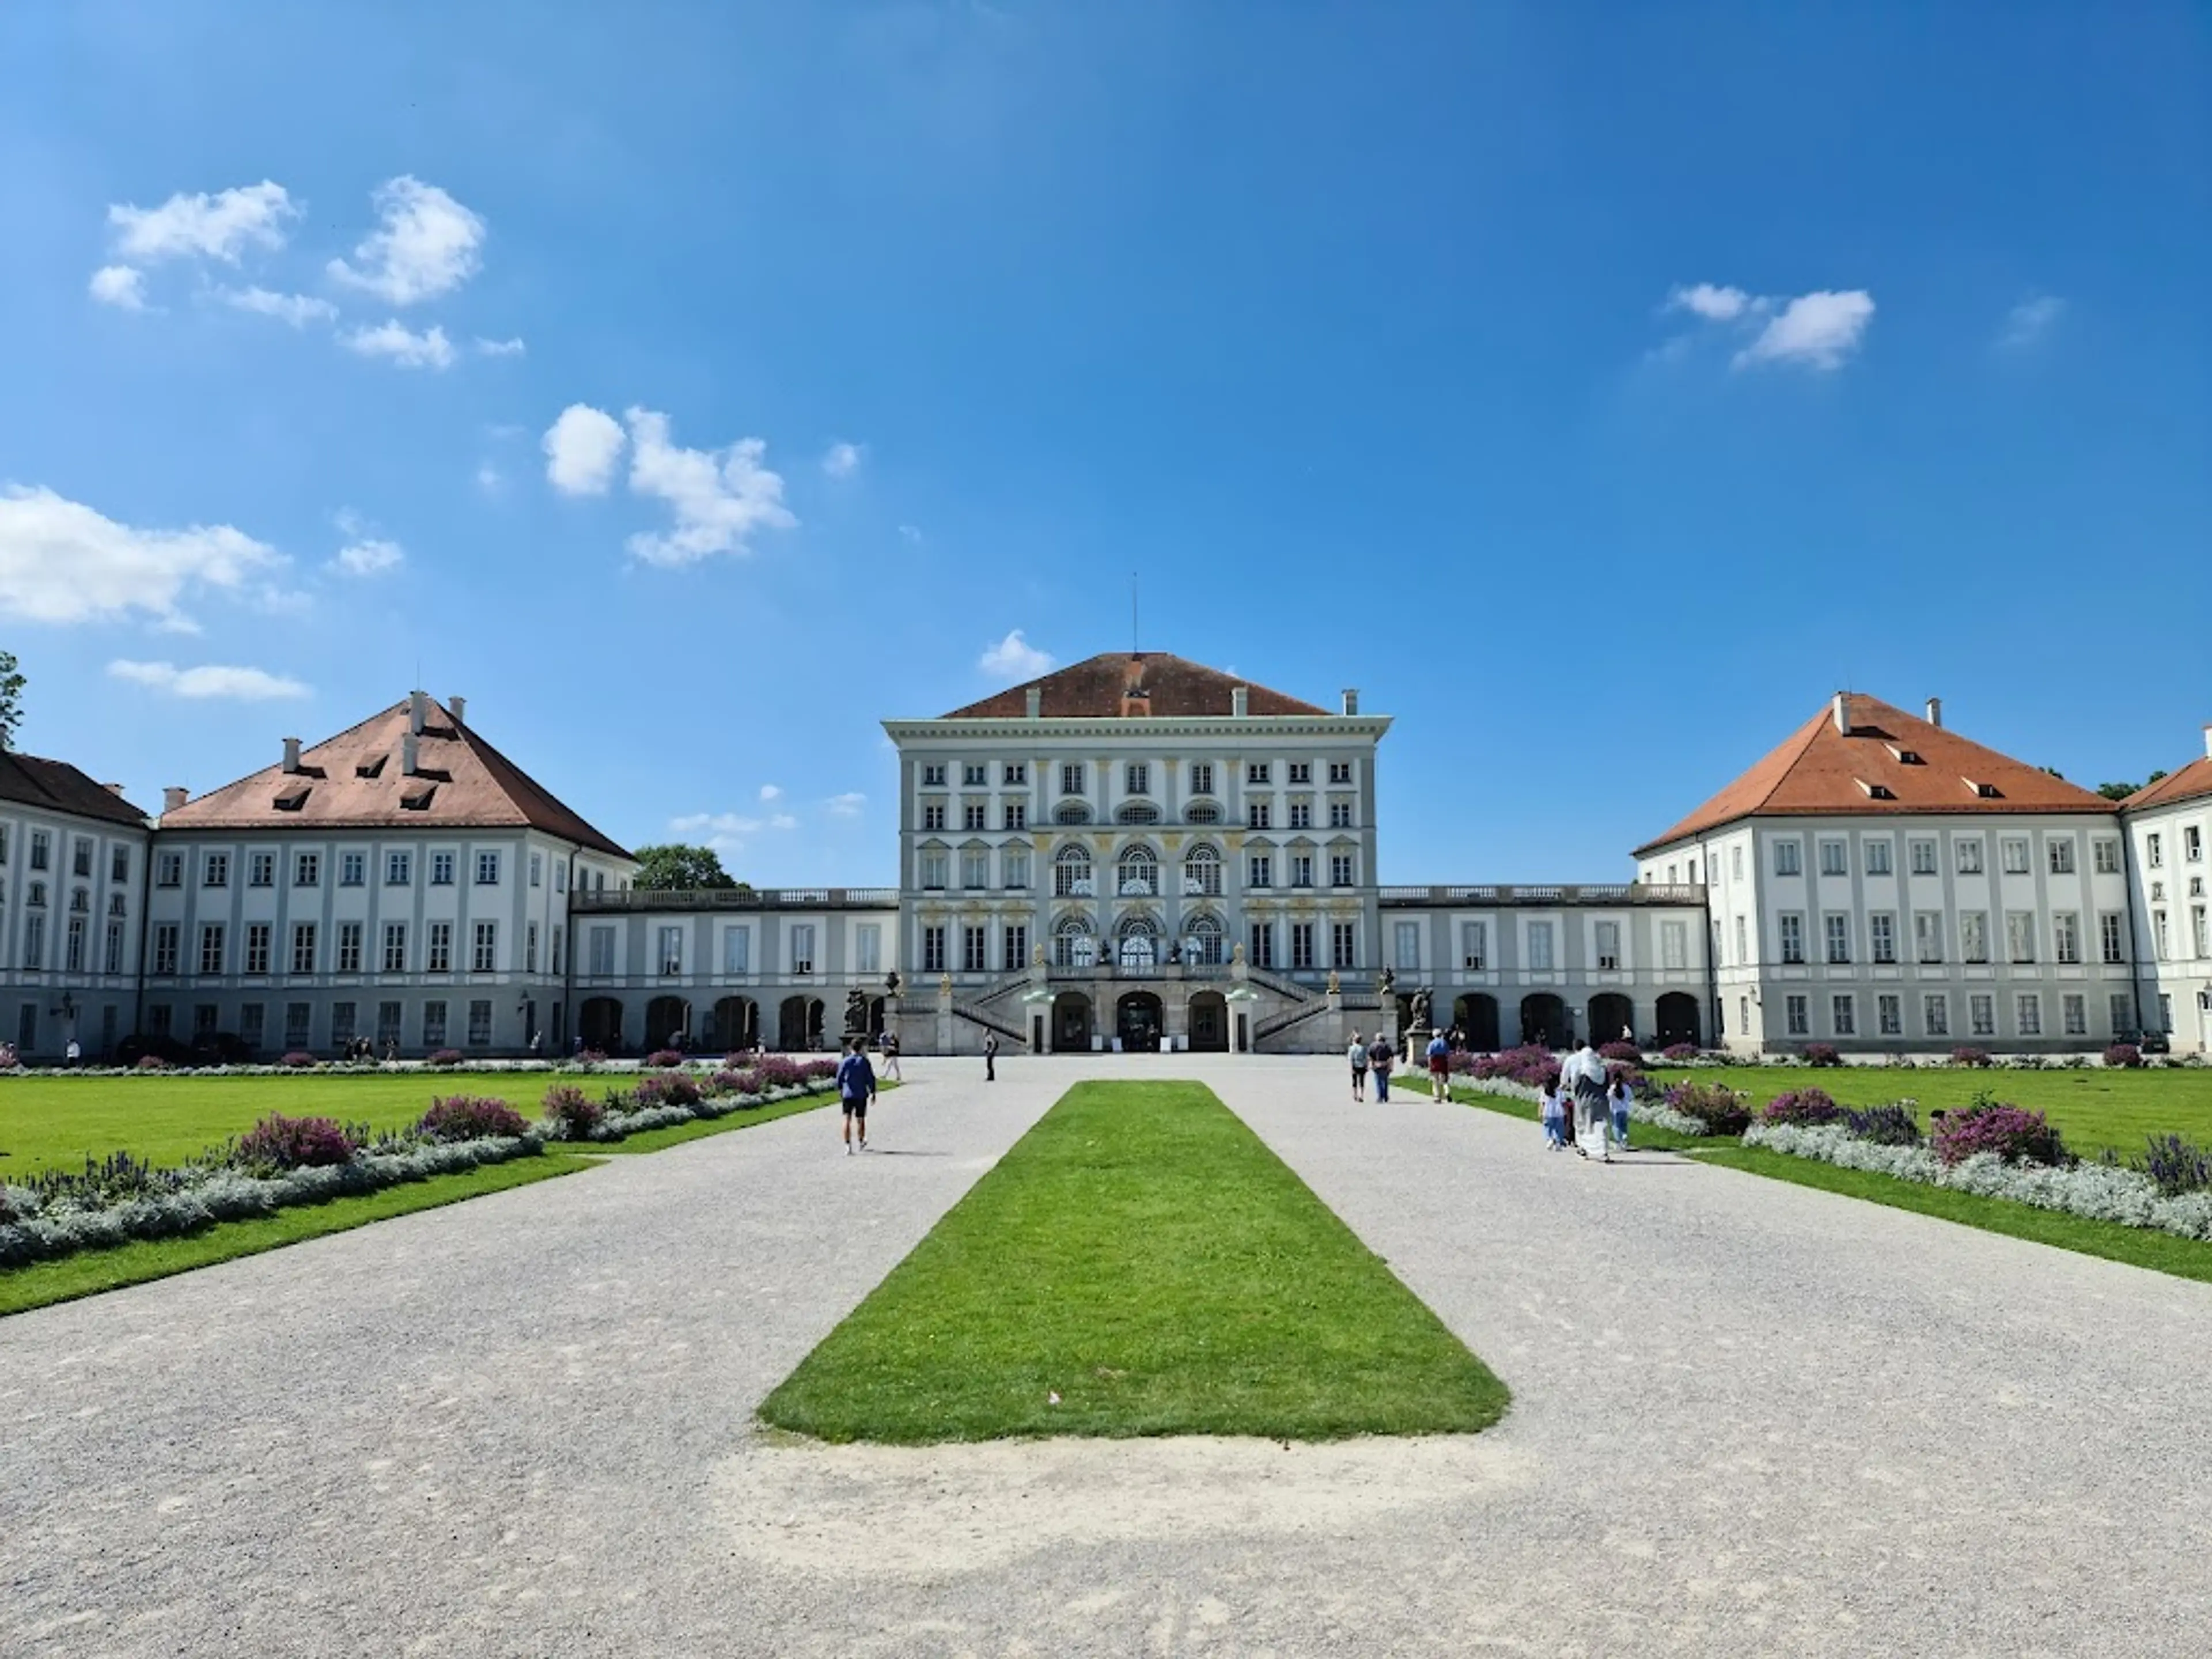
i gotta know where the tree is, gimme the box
[0,650,22,751]
[2097,770,2169,801]
[631,843,739,891]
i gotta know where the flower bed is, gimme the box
[537,1063,839,1145]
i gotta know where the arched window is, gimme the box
[1117,913,1160,970]
[1181,844,1222,897]
[1116,801,1160,824]
[1053,911,1096,968]
[1054,844,1094,897]
[1116,844,1158,897]
[1055,800,1093,824]
[1185,802,1221,824]
[1185,912,1225,965]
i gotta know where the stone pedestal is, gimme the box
[1404,1025,1434,1063]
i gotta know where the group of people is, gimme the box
[1345,1030,1455,1103]
[1543,1039,1635,1161]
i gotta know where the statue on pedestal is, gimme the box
[843,988,868,1036]
[1326,969,1340,995]
[1410,988,1433,1031]
[1378,967,1395,996]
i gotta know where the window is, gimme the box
[2094,838,2120,875]
[1117,846,1159,897]
[1594,920,1620,971]
[2154,910,2169,960]
[158,850,182,887]
[1248,921,1275,968]
[2048,839,2075,875]
[1125,762,1150,796]
[340,851,366,886]
[588,926,615,976]
[1291,921,1316,971]
[922,925,946,974]
[1923,994,1949,1037]
[1824,914,1851,964]
[1664,918,1694,970]
[2005,910,2036,963]
[1877,994,1902,1036]
[1961,911,1988,963]
[1285,762,1310,786]
[1188,762,1214,796]
[284,1002,311,1048]
[153,923,179,975]
[387,850,412,885]
[204,852,229,888]
[2100,911,2125,964]
[1059,763,1084,797]
[473,922,497,972]
[1248,801,1271,830]
[331,1001,358,1048]
[1819,840,1847,877]
[104,921,124,975]
[1732,844,1745,880]
[294,852,323,888]
[249,851,275,887]
[199,923,225,975]
[790,924,815,974]
[1288,802,1312,830]
[1774,840,1802,876]
[375,1001,402,1048]
[1832,994,1856,1037]
[1910,839,1938,876]
[468,1000,493,1047]
[65,916,85,973]
[961,925,987,973]
[1054,846,1093,896]
[234,1002,264,1050]
[2195,906,2209,958]
[431,852,456,886]
[1785,994,1809,1037]
[922,804,946,832]
[1004,762,1027,786]
[551,925,565,975]
[245,922,272,975]
[108,891,126,918]
[658,926,683,975]
[1247,762,1271,787]
[2001,838,2030,875]
[1183,846,1221,896]
[1004,849,1031,889]
[1329,852,1354,887]
[2062,994,2087,1037]
[529,852,543,887]
[555,862,567,893]
[1969,993,1995,1037]
[1527,921,1555,972]
[1290,853,1314,887]
[1734,914,1749,965]
[722,926,751,974]
[962,849,989,889]
[1461,919,1487,970]
[1247,854,1272,889]
[338,921,362,974]
[963,763,987,788]
[475,850,500,886]
[283,921,313,975]
[1328,801,1353,829]
[963,803,987,831]
[2146,833,2164,868]
[2054,912,2080,964]
[1865,840,1892,876]
[2017,994,2041,1037]
[851,923,880,975]
[1870,912,1896,964]
[1328,761,1353,786]
[382,922,407,974]
[2187,826,2203,863]
[1394,921,1421,970]
[2111,993,2134,1036]
[422,1001,448,1047]
[1779,913,1805,964]
[70,838,93,879]
[526,922,540,974]
[29,830,49,870]
[923,764,947,788]
[427,921,453,974]
[1330,922,1357,969]
[1003,802,1028,831]
[919,850,948,889]
[1956,839,1984,874]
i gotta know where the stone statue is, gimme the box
[1032,942,1046,967]
[938,972,953,997]
[1326,969,1340,995]
[1378,966,1395,995]
[843,987,868,1035]
[885,970,902,996]
[1232,941,1246,964]
[1411,988,1433,1030]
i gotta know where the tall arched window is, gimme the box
[1185,912,1225,965]
[1054,844,1093,897]
[1181,844,1221,896]
[1117,914,1160,969]
[1116,844,1158,897]
[1053,911,1096,968]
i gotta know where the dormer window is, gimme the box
[1963,778,2001,798]
[355,755,387,779]
[1885,744,1923,764]
[1857,779,1895,800]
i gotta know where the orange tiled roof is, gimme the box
[0,751,149,829]
[2123,752,2212,812]
[1635,694,2116,854]
[158,696,631,858]
[941,652,1331,720]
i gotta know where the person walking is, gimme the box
[1607,1069,1634,1152]
[1539,1080,1566,1148]
[1562,1039,1611,1162]
[880,1029,902,1082]
[1425,1029,1451,1100]
[836,1036,877,1154]
[1368,1032,1395,1102]
[65,1037,82,1069]
[984,1032,998,1082]
[1347,1032,1369,1102]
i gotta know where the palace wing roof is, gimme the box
[158,697,632,858]
[0,751,149,829]
[2123,753,2212,812]
[1635,693,2115,854]
[941,652,1331,719]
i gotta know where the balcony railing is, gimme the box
[1376,882,1707,906]
[569,887,898,912]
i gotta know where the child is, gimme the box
[1608,1073,1634,1152]
[1539,1082,1566,1149]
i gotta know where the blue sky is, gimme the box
[3,2,2206,884]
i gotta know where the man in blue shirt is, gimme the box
[837,1036,878,1155]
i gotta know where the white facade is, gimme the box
[2124,732,2212,1056]
[0,793,149,1057]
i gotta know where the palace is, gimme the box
[0,656,2205,1060]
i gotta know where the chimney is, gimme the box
[2202,722,2211,760]
[409,690,429,735]
[1831,692,1851,735]
[1231,685,1249,718]
[1926,696,1944,729]
[449,695,466,728]
[1025,685,1041,719]
[1342,688,1359,716]
[162,786,188,814]
[281,736,302,774]
[103,782,127,797]
[402,732,420,776]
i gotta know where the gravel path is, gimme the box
[5,1056,2210,1656]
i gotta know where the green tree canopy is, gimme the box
[2096,770,2169,801]
[0,650,23,751]
[631,844,741,891]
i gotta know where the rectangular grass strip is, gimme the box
[758,1080,1508,1443]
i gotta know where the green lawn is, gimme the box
[0,1152,594,1317]
[758,1080,1509,1443]
[1649,1065,2212,1158]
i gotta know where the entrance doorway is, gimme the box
[1656,992,1702,1048]
[708,995,759,1052]
[645,995,691,1051]
[778,995,825,1051]
[580,997,624,1052]
[1520,993,1569,1047]
[1188,990,1229,1052]
[1589,993,1634,1047]
[1052,991,1093,1052]
[1116,991,1164,1052]
[1453,993,1500,1051]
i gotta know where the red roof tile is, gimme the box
[158,697,631,858]
[2123,752,2212,812]
[1637,694,2116,854]
[941,653,1331,720]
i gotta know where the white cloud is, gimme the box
[759,783,783,801]
[475,463,504,493]
[89,265,146,309]
[475,336,526,357]
[221,286,338,328]
[978,628,1053,680]
[1666,282,1752,322]
[108,660,309,700]
[543,403,627,495]
[340,320,456,370]
[332,538,404,577]
[1999,294,2065,349]
[768,812,798,831]
[1733,290,1876,371]
[623,407,796,566]
[821,441,863,478]
[327,176,485,305]
[897,524,924,544]
[108,181,296,264]
[825,792,866,818]
[0,485,282,627]
[668,808,798,845]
